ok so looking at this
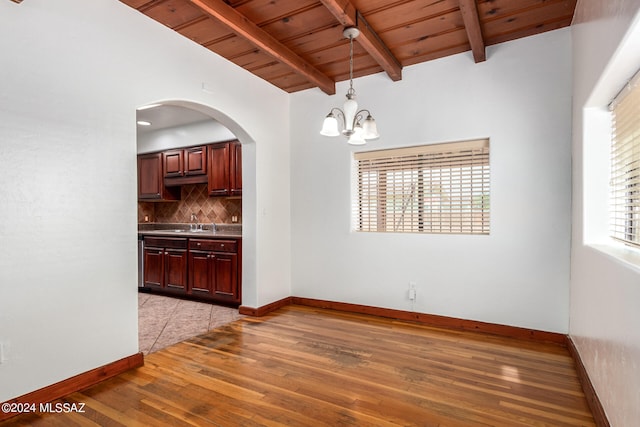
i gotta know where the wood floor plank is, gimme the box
[0,305,595,426]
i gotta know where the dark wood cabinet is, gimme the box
[163,146,207,179]
[185,146,207,176]
[230,141,242,196]
[138,153,180,201]
[142,235,241,305]
[188,250,213,295]
[143,237,188,292]
[208,141,242,197]
[212,253,238,298]
[139,142,240,199]
[207,142,230,196]
[188,238,240,304]
[164,248,188,291]
[142,246,164,288]
[163,150,183,178]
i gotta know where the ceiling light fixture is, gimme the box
[136,120,152,126]
[320,27,379,145]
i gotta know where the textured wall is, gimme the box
[570,0,640,424]
[0,0,289,402]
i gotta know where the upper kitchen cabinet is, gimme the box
[163,146,208,186]
[208,141,242,197]
[138,153,180,201]
[207,142,229,196]
[230,141,242,197]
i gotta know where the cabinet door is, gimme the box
[184,146,207,176]
[230,141,242,196]
[164,249,188,292]
[138,153,163,200]
[138,153,180,201]
[208,143,230,196]
[188,250,214,296]
[163,150,183,178]
[143,247,164,288]
[212,253,238,301]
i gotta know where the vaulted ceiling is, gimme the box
[120,0,577,95]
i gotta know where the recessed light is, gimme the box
[136,104,162,111]
[137,120,152,126]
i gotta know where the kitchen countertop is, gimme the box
[138,223,242,239]
[139,229,241,238]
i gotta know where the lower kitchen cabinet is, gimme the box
[142,237,188,292]
[142,235,241,305]
[188,239,240,304]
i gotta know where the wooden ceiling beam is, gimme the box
[188,0,336,95]
[320,0,402,82]
[458,0,486,63]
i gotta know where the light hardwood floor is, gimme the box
[2,305,595,426]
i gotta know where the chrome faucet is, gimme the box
[211,222,217,233]
[190,213,199,231]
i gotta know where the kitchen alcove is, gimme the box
[136,100,251,353]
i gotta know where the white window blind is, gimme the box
[353,139,490,234]
[610,70,640,247]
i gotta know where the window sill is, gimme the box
[589,241,640,273]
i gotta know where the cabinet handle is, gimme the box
[220,244,225,247]
[197,243,201,246]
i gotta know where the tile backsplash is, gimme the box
[138,184,241,224]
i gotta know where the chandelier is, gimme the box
[320,27,379,145]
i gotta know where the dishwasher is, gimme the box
[137,234,144,287]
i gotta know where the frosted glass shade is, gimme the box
[320,114,340,137]
[362,115,379,140]
[347,126,366,145]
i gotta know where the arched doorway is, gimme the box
[135,100,256,353]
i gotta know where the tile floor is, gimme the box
[138,292,244,354]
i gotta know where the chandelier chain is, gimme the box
[349,34,354,92]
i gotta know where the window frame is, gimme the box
[609,69,640,249]
[352,139,490,235]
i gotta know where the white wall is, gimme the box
[290,29,572,333]
[137,120,236,154]
[0,0,291,402]
[571,0,640,424]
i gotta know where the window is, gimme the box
[610,70,640,248]
[353,139,490,234]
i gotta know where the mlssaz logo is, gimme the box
[39,402,86,414]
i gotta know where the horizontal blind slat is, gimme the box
[354,139,490,234]
[610,70,640,247]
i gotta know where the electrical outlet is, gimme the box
[0,342,5,364]
[408,281,416,300]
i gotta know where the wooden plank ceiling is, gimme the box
[120,0,577,95]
